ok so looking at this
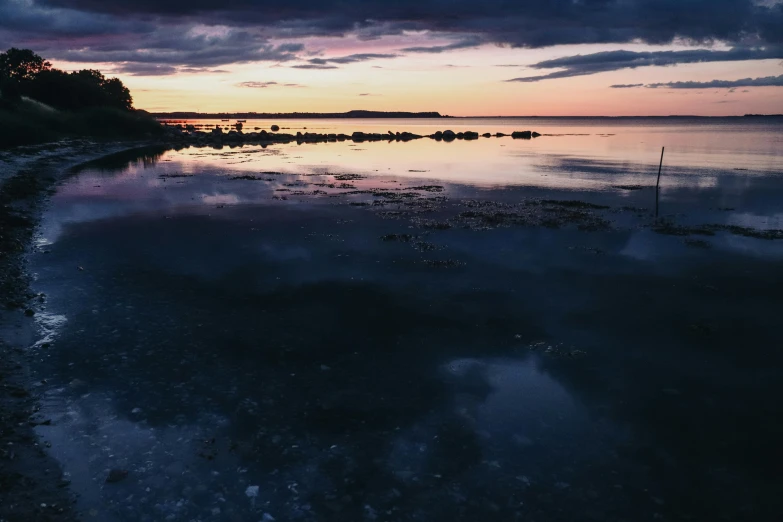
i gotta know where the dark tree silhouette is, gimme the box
[71,69,133,110]
[1,48,133,111]
[23,69,133,111]
[101,78,133,111]
[0,48,51,81]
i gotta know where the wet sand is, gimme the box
[0,140,153,522]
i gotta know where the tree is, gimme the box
[0,49,134,111]
[101,77,133,111]
[0,48,51,82]
[70,70,133,110]
[21,68,134,111]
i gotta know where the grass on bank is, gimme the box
[0,96,163,148]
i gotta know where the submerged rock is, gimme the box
[106,469,129,483]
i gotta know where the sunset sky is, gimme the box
[2,0,782,116]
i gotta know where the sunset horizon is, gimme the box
[2,0,781,116]
[2,3,783,522]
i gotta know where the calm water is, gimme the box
[165,116,783,175]
[25,119,783,521]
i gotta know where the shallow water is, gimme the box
[25,120,783,521]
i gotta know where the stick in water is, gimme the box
[655,146,665,219]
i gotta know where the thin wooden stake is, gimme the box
[655,146,665,219]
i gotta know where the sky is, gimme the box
[1,0,782,116]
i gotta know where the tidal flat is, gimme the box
[3,118,783,521]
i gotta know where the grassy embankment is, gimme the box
[0,96,163,148]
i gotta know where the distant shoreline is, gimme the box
[152,110,447,119]
[457,114,783,119]
[152,112,783,120]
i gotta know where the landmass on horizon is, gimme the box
[152,110,448,119]
[152,111,783,120]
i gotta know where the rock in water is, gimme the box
[106,469,128,483]
[271,125,280,131]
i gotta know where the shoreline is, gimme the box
[0,140,156,521]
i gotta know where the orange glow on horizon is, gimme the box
[49,43,783,117]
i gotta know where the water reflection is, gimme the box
[71,145,168,174]
[166,117,783,173]
[26,120,783,521]
[38,143,783,259]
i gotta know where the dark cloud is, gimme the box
[51,38,305,68]
[237,81,304,88]
[0,1,304,68]
[111,64,230,76]
[33,0,783,49]
[508,46,783,82]
[646,74,783,88]
[402,37,482,54]
[0,0,153,38]
[606,74,783,89]
[3,0,783,71]
[113,63,178,76]
[180,67,230,74]
[306,53,398,65]
[290,64,338,70]
[17,1,782,45]
[237,81,278,88]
